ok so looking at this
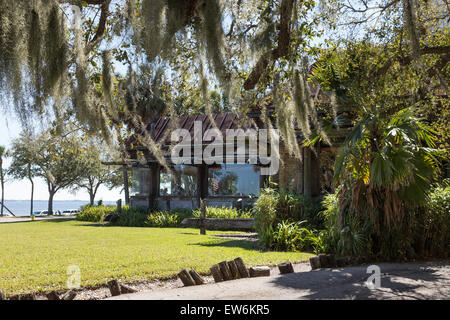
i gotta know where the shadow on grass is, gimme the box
[69,222,134,228]
[0,217,76,225]
[38,217,77,223]
[190,239,263,251]
[269,261,450,299]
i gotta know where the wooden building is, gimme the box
[125,106,346,211]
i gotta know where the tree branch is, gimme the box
[84,0,111,54]
[421,45,450,55]
[244,0,295,90]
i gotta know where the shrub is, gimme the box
[77,206,116,222]
[414,185,450,257]
[146,211,185,227]
[319,184,450,260]
[253,187,324,249]
[111,208,193,228]
[277,192,323,229]
[253,188,279,248]
[192,206,253,219]
[271,220,320,252]
[112,207,149,227]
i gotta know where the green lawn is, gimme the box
[0,220,312,295]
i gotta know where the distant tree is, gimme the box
[9,131,87,214]
[0,145,5,216]
[74,140,123,205]
[7,135,38,215]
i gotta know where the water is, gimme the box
[0,200,117,216]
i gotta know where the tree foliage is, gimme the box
[73,139,124,205]
[8,130,88,213]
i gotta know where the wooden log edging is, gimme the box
[210,264,224,283]
[178,269,196,287]
[61,290,77,300]
[309,256,321,270]
[107,279,138,296]
[310,254,350,270]
[120,284,137,294]
[249,266,271,277]
[189,269,205,285]
[227,260,240,279]
[209,257,251,283]
[234,257,250,278]
[46,291,60,300]
[278,261,294,274]
[218,261,233,281]
[107,279,122,296]
[318,254,328,268]
[327,254,337,268]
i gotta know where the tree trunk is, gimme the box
[1,165,4,217]
[123,165,130,205]
[28,164,34,216]
[48,190,55,215]
[89,191,95,206]
[29,178,34,216]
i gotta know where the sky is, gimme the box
[0,114,124,201]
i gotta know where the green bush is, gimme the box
[77,205,117,222]
[192,206,253,219]
[110,208,193,228]
[414,185,450,257]
[112,207,149,227]
[146,211,186,227]
[146,209,192,227]
[253,188,279,248]
[271,220,320,252]
[253,187,324,249]
[276,192,323,229]
[319,184,450,260]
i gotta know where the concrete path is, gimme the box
[107,261,450,300]
[0,215,76,224]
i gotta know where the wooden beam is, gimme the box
[0,201,16,217]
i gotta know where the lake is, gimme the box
[0,200,117,216]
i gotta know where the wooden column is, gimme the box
[304,146,320,198]
[303,147,312,198]
[311,145,321,197]
[122,165,130,205]
[148,164,159,211]
[198,164,208,201]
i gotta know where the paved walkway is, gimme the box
[107,261,450,300]
[0,215,76,224]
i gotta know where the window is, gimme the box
[160,165,198,197]
[208,164,260,197]
[131,167,150,196]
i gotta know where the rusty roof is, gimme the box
[145,113,264,145]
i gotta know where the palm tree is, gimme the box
[334,106,444,234]
[0,146,5,216]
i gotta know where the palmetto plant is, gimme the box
[334,106,445,235]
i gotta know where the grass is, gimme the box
[0,219,313,295]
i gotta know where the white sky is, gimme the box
[0,114,124,201]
